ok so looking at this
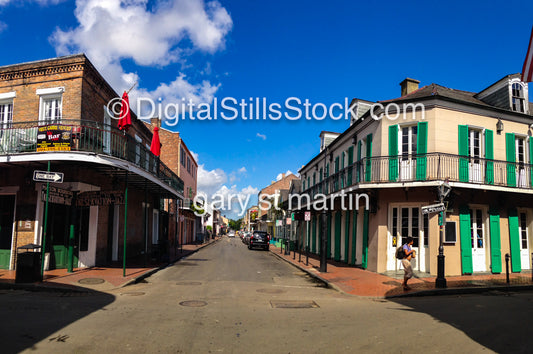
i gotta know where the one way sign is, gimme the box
[33,170,64,183]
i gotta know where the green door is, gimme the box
[47,203,78,269]
[0,195,15,269]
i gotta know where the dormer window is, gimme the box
[511,83,526,113]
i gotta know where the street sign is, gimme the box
[33,170,64,183]
[304,211,311,221]
[41,185,73,205]
[421,202,445,215]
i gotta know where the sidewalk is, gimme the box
[0,237,220,293]
[269,244,533,298]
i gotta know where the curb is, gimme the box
[269,248,337,292]
[0,280,96,294]
[386,284,533,299]
[122,237,221,287]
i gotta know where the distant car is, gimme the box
[228,231,236,238]
[242,232,251,245]
[248,231,270,251]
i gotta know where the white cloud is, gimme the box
[197,163,227,197]
[238,166,247,173]
[256,133,266,140]
[0,21,6,33]
[50,0,232,114]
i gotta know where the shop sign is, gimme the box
[41,185,73,206]
[36,125,72,152]
[76,190,125,206]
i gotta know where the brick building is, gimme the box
[0,54,184,271]
[256,173,299,236]
[144,119,198,244]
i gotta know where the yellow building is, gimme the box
[297,74,533,276]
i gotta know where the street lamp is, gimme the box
[436,180,451,288]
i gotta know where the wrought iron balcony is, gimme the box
[0,119,184,195]
[302,152,533,197]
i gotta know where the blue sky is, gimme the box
[1,0,532,219]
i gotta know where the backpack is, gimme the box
[395,245,405,259]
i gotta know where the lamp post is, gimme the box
[435,180,451,288]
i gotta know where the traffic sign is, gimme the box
[33,170,64,183]
[304,211,311,221]
[421,202,445,215]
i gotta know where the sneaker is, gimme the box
[403,285,411,291]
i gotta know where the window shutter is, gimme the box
[508,208,522,272]
[416,121,428,181]
[362,210,369,269]
[506,133,516,187]
[327,213,332,259]
[344,210,350,262]
[350,210,358,265]
[459,205,473,274]
[347,146,354,186]
[530,138,533,187]
[357,141,362,182]
[488,210,502,273]
[458,125,469,182]
[334,212,341,261]
[485,129,494,185]
[312,215,317,253]
[389,125,399,181]
[365,134,372,182]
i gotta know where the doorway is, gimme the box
[0,195,15,269]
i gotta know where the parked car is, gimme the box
[242,232,251,245]
[248,231,270,251]
[228,231,236,238]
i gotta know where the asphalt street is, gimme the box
[1,236,532,353]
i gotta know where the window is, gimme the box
[512,83,525,113]
[187,157,191,173]
[520,212,528,249]
[399,125,417,160]
[37,87,64,123]
[180,147,186,167]
[469,129,482,163]
[0,100,13,129]
[445,221,457,243]
[470,209,484,249]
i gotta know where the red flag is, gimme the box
[117,91,132,131]
[522,26,533,83]
[150,126,161,156]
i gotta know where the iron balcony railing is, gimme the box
[0,119,184,195]
[303,152,533,197]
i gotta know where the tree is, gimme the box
[228,218,242,231]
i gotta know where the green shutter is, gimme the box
[506,133,516,187]
[459,205,473,274]
[334,211,341,261]
[508,208,522,272]
[416,121,428,181]
[389,125,399,182]
[334,156,340,191]
[489,210,502,273]
[351,210,358,265]
[347,146,354,186]
[530,138,533,187]
[458,125,469,182]
[365,134,372,182]
[327,213,332,259]
[357,141,362,182]
[362,210,369,269]
[341,152,345,189]
[344,210,350,262]
[485,129,494,185]
[312,215,317,253]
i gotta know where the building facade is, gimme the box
[0,54,183,270]
[144,119,198,245]
[296,74,533,276]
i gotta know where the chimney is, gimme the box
[400,78,420,96]
[150,117,161,128]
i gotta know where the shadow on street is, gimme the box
[0,286,115,353]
